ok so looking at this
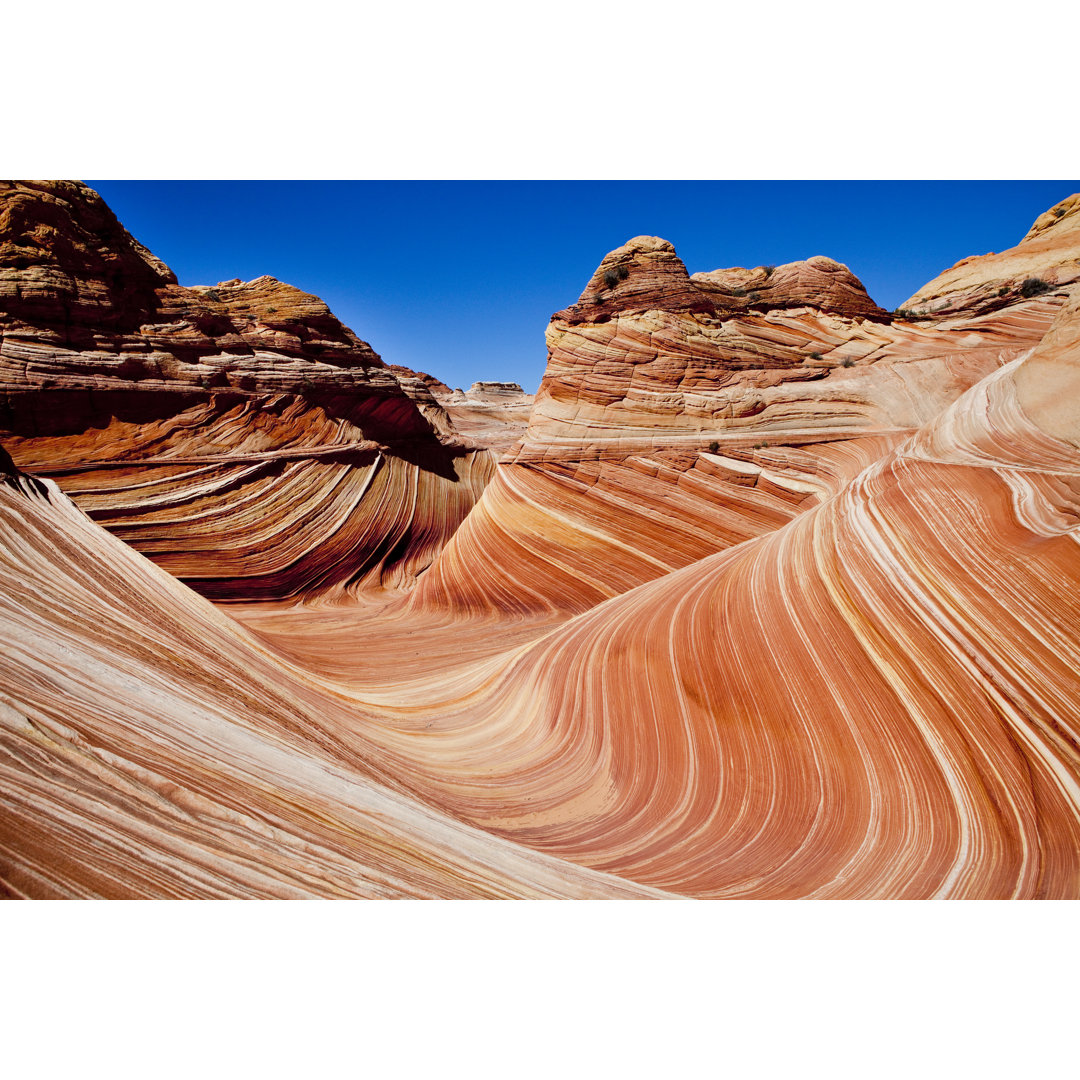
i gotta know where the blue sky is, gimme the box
[90,181,1079,392]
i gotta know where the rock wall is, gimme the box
[4,186,1080,899]
[0,181,488,601]
[410,230,1071,615]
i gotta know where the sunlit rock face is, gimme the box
[525,235,1068,458]
[410,225,1073,615]
[0,181,489,601]
[901,194,1080,317]
[390,371,537,455]
[3,185,1080,899]
[313,276,1080,900]
[482,293,1080,897]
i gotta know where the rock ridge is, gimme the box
[902,192,1080,316]
[556,234,888,326]
[0,181,490,601]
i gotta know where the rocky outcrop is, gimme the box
[5,187,1080,900]
[526,237,1066,461]
[383,368,533,452]
[900,194,1080,317]
[0,181,489,601]
[431,380,535,454]
[691,254,888,319]
[0,180,176,334]
[558,235,888,326]
[410,222,1074,615]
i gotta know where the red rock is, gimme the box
[4,186,1080,900]
[0,180,176,337]
[411,225,1072,615]
[901,193,1080,316]
[0,181,488,601]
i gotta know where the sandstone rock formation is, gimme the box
[530,234,1066,457]
[0,181,488,601]
[249,257,1080,898]
[388,366,536,452]
[409,228,1072,615]
[0,448,660,898]
[431,380,535,454]
[900,193,1080,316]
[4,184,1080,899]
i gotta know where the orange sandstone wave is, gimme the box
[4,185,1080,900]
[0,448,663,899]
[248,301,1080,898]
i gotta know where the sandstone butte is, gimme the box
[0,181,495,603]
[2,180,1080,899]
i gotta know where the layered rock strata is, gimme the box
[526,234,1067,459]
[901,194,1080,317]
[5,186,1080,899]
[411,228,1072,615]
[249,286,1080,898]
[0,449,661,898]
[392,374,535,455]
[0,181,485,601]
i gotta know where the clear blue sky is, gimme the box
[89,181,1078,393]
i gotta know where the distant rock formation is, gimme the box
[456,380,530,401]
[433,380,535,454]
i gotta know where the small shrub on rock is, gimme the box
[601,265,629,289]
[1020,277,1052,298]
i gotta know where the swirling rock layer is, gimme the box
[0,450,661,898]
[410,231,1070,617]
[0,182,486,601]
[248,297,1080,898]
[4,186,1080,899]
